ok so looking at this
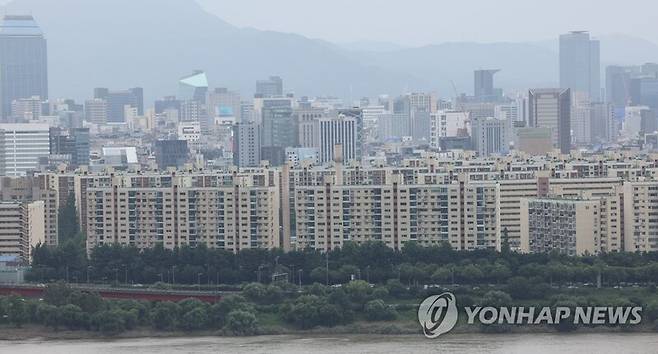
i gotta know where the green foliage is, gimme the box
[283,295,345,329]
[6,295,28,327]
[150,302,179,330]
[57,193,80,244]
[225,310,258,336]
[364,299,397,321]
[180,307,209,331]
[92,310,127,335]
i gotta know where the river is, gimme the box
[2,333,657,354]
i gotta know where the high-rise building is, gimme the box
[318,113,359,164]
[590,102,616,144]
[178,71,208,103]
[559,31,600,101]
[233,122,261,168]
[0,201,44,262]
[0,15,48,122]
[207,88,241,121]
[0,175,58,246]
[93,87,143,123]
[84,98,108,125]
[49,127,90,168]
[474,69,500,101]
[520,198,604,256]
[10,96,42,121]
[154,139,189,170]
[471,117,508,157]
[293,107,324,148]
[82,170,281,252]
[528,89,571,154]
[256,76,283,97]
[0,123,50,176]
[606,65,632,109]
[261,105,295,166]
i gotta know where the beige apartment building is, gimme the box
[0,201,45,262]
[17,152,658,256]
[623,181,658,252]
[520,198,603,256]
[0,176,59,246]
[83,169,280,253]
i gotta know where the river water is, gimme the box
[2,333,657,354]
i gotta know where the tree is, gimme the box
[92,310,126,335]
[37,303,61,330]
[7,296,27,327]
[226,310,258,336]
[58,193,80,243]
[344,280,371,306]
[59,304,86,329]
[364,299,397,321]
[180,307,209,331]
[150,302,179,330]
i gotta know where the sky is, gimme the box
[197,0,658,46]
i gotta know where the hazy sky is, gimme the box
[197,0,657,46]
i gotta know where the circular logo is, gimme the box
[418,292,458,338]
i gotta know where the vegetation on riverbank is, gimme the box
[2,279,658,338]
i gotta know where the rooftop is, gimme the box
[0,15,44,37]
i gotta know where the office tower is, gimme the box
[571,92,591,145]
[590,102,615,144]
[84,98,108,125]
[93,87,143,123]
[378,113,410,141]
[233,122,261,168]
[318,113,359,164]
[471,117,507,157]
[528,89,572,154]
[240,101,256,123]
[179,71,208,103]
[559,31,600,101]
[622,106,654,139]
[49,127,90,168]
[154,139,189,170]
[606,65,632,109]
[410,110,431,142]
[0,16,48,122]
[0,201,44,262]
[208,88,241,121]
[0,123,50,176]
[154,96,181,115]
[293,107,324,148]
[336,108,363,159]
[630,76,658,112]
[256,76,283,97]
[474,69,500,101]
[429,110,470,149]
[261,105,295,166]
[10,96,42,121]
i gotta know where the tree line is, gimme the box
[28,239,658,288]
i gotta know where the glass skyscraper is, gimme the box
[0,15,48,121]
[559,31,600,102]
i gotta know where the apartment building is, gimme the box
[83,169,280,253]
[0,201,45,262]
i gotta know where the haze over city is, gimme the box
[0,1,658,352]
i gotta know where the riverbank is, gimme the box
[1,321,655,341]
